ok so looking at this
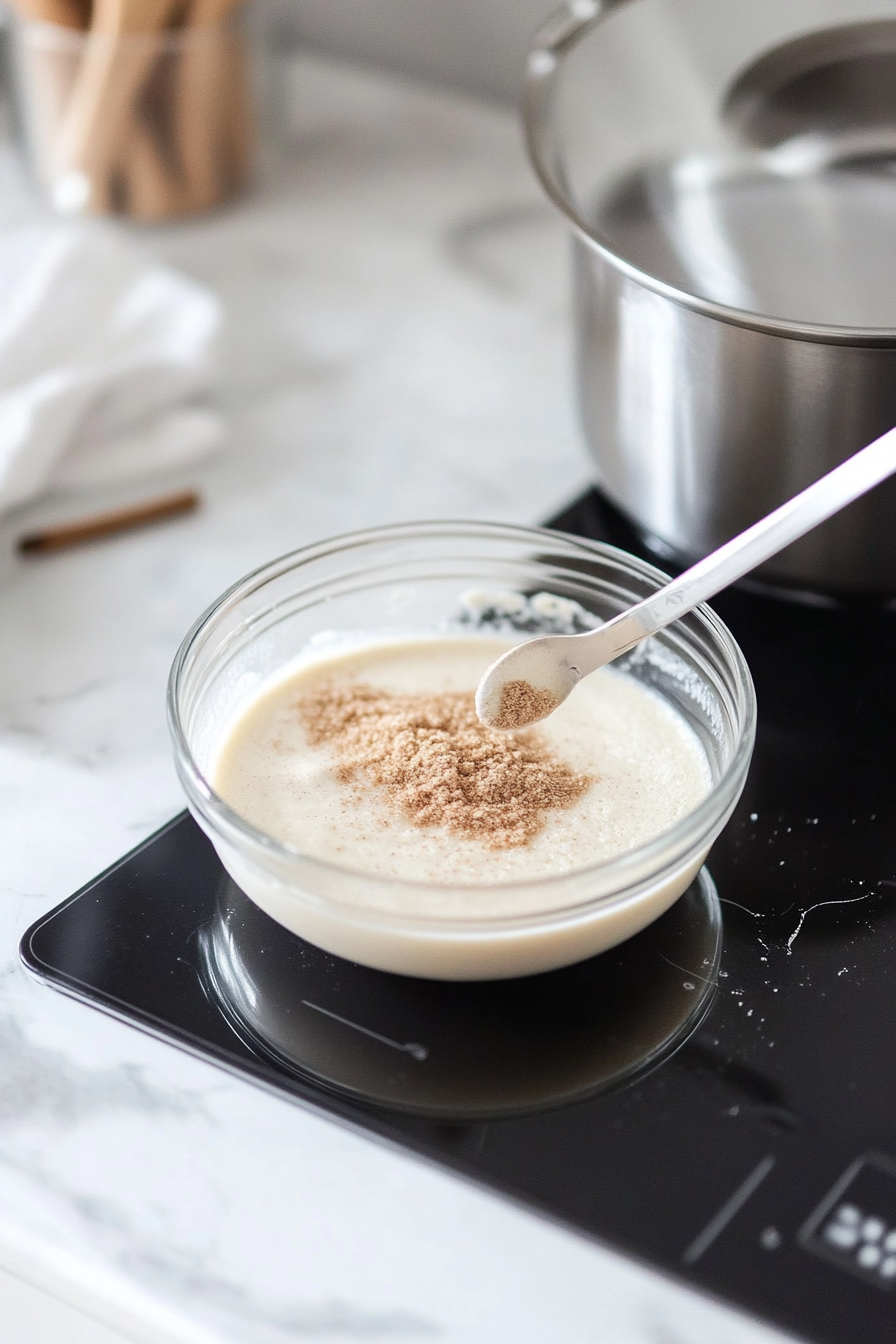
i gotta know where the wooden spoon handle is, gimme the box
[172,5,252,214]
[120,113,184,217]
[172,26,228,211]
[11,0,90,29]
[52,0,181,212]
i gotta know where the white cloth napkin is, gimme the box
[0,221,224,514]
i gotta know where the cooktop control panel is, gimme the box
[801,1156,896,1289]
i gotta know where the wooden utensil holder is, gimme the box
[10,15,255,219]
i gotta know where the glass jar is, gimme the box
[10,13,254,219]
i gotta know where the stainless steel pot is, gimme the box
[524,0,896,595]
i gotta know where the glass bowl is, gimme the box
[167,521,756,980]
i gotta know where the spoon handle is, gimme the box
[579,424,896,670]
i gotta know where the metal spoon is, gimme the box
[476,424,896,730]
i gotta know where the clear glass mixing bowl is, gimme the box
[168,521,756,980]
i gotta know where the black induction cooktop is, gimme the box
[21,492,896,1344]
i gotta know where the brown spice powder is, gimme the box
[491,679,560,730]
[294,682,592,850]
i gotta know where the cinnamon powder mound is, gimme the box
[492,679,560,730]
[294,683,592,850]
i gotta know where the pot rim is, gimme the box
[523,0,896,349]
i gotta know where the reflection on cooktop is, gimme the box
[200,873,721,1119]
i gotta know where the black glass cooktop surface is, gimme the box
[21,492,896,1344]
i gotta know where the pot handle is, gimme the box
[522,0,611,249]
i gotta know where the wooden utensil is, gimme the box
[12,18,84,191]
[121,111,185,217]
[220,19,254,193]
[9,0,90,30]
[174,0,245,212]
[52,0,182,213]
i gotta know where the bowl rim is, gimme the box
[167,519,757,932]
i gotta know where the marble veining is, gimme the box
[0,51,797,1344]
[0,1007,202,1127]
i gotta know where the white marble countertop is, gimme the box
[0,53,798,1344]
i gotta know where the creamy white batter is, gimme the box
[212,637,712,889]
